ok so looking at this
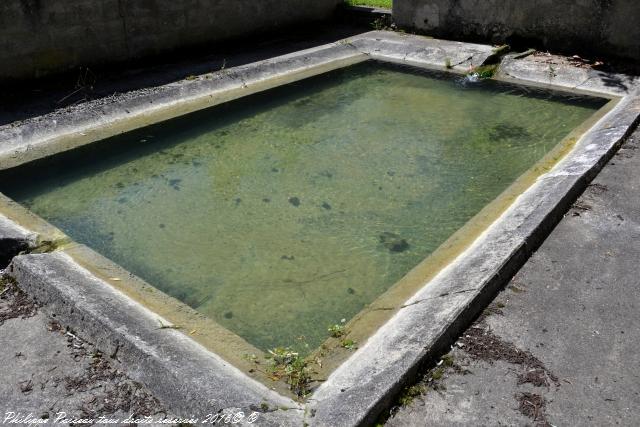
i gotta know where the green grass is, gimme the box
[345,0,392,9]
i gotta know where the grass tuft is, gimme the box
[266,347,312,398]
[345,0,392,9]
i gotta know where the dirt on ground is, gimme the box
[0,271,169,425]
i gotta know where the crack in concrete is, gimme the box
[370,288,478,312]
[452,55,474,68]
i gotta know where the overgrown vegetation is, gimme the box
[265,347,312,398]
[373,352,463,425]
[345,0,392,8]
[328,323,345,338]
[466,44,510,79]
[468,63,500,79]
[260,321,360,399]
[340,338,358,350]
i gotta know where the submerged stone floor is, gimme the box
[1,25,639,425]
[387,128,640,426]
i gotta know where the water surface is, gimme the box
[0,61,606,352]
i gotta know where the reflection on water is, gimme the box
[0,61,606,352]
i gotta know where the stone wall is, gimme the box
[393,0,640,61]
[0,0,340,81]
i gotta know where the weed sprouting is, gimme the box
[398,383,426,406]
[346,0,392,7]
[441,353,455,367]
[266,347,312,398]
[491,44,510,55]
[341,338,358,350]
[328,324,345,338]
[468,63,499,79]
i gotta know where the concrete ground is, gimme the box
[387,128,640,426]
[0,275,169,424]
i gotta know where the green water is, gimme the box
[0,61,606,352]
